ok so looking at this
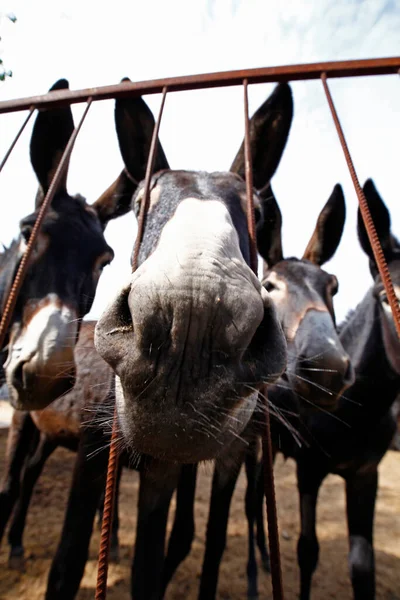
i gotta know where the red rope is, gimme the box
[243,80,285,600]
[322,73,400,340]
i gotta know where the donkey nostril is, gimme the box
[343,359,355,385]
[12,361,26,389]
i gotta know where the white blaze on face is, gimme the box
[5,293,78,375]
[133,197,260,290]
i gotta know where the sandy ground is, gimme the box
[0,427,399,600]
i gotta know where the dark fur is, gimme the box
[252,179,400,600]
[159,183,351,599]
[1,78,135,411]
[44,82,293,600]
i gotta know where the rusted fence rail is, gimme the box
[0,57,399,114]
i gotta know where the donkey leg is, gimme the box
[45,426,109,600]
[346,470,378,600]
[297,461,326,600]
[7,435,56,569]
[131,461,181,600]
[255,466,270,573]
[161,463,198,596]
[244,442,262,600]
[198,456,243,600]
[0,411,36,546]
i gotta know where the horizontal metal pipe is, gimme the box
[0,56,399,114]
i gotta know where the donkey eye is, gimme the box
[379,290,389,304]
[99,260,110,272]
[329,275,339,296]
[20,225,33,243]
[254,207,262,223]
[99,257,113,272]
[264,280,276,293]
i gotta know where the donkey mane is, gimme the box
[337,308,356,335]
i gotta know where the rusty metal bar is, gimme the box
[95,408,119,600]
[244,77,285,599]
[321,73,400,340]
[95,87,169,600]
[243,78,258,275]
[0,57,398,115]
[262,387,285,600]
[0,107,35,173]
[131,86,168,271]
[0,98,93,350]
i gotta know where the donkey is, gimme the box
[0,78,135,411]
[256,179,399,600]
[161,182,354,600]
[44,82,293,600]
[0,321,124,569]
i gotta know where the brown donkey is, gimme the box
[1,79,135,411]
[45,82,294,600]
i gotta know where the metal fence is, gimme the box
[1,56,399,600]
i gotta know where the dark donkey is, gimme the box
[161,182,354,600]
[264,179,399,600]
[1,78,135,411]
[45,82,293,600]
[0,321,124,569]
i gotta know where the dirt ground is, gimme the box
[0,427,399,600]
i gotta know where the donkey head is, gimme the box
[358,179,400,375]
[259,184,354,411]
[95,83,293,463]
[3,79,135,410]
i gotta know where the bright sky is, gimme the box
[0,0,399,322]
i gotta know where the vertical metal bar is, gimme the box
[0,98,93,351]
[131,86,168,271]
[243,79,258,275]
[261,388,285,600]
[243,79,285,600]
[0,106,35,173]
[321,73,400,340]
[95,86,168,600]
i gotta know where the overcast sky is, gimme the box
[0,0,399,322]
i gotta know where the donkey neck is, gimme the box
[339,288,400,422]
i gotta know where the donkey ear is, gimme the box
[115,79,170,183]
[92,169,137,228]
[256,184,283,267]
[230,83,293,190]
[358,179,393,265]
[303,184,346,266]
[30,79,74,200]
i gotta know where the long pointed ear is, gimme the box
[115,79,169,183]
[303,184,346,266]
[91,169,137,228]
[30,79,74,202]
[230,83,293,190]
[358,179,393,267]
[257,184,284,267]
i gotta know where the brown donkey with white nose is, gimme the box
[94,84,292,464]
[1,79,135,411]
[46,82,293,600]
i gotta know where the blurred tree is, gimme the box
[0,12,17,81]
